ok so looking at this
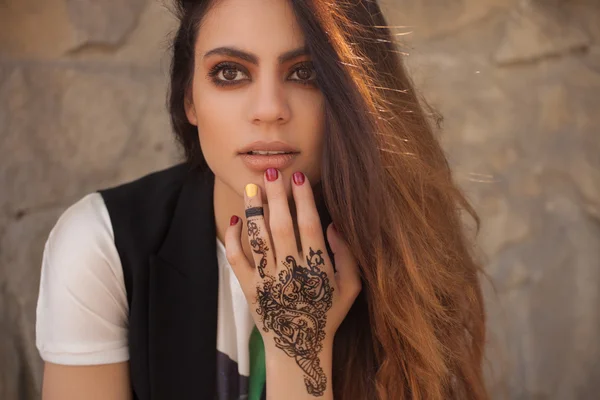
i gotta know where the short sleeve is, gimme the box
[35,192,129,365]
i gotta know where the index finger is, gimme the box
[290,171,334,278]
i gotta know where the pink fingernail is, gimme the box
[265,168,278,182]
[293,171,305,185]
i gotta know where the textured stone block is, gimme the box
[380,0,514,41]
[68,0,179,67]
[66,0,147,47]
[0,208,63,396]
[0,0,77,58]
[494,1,591,65]
[0,64,178,216]
[0,285,28,400]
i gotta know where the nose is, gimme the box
[248,76,291,125]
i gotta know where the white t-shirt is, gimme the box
[35,193,256,388]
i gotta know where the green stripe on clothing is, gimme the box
[248,325,266,400]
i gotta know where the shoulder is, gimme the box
[37,192,129,365]
[98,163,194,236]
[97,162,200,258]
[99,162,192,208]
[46,192,115,268]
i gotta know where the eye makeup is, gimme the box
[207,61,249,87]
[206,61,318,88]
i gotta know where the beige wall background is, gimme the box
[1,0,599,398]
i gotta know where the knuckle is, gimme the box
[351,279,363,297]
[298,217,322,237]
[266,186,286,204]
[225,247,243,266]
[341,284,360,302]
[269,220,293,238]
[269,184,287,198]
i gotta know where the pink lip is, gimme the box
[238,140,299,154]
[240,153,299,172]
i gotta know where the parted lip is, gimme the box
[238,140,300,154]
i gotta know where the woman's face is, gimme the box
[186,0,325,200]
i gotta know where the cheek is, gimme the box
[292,90,325,137]
[297,96,326,177]
[193,88,242,161]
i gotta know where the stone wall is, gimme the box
[1,0,598,398]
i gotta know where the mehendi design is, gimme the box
[247,220,269,278]
[256,247,334,396]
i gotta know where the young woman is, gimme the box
[35,0,488,399]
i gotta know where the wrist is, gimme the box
[264,336,334,364]
[264,338,334,399]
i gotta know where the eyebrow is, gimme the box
[202,46,309,65]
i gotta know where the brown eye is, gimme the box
[289,63,317,85]
[296,68,312,80]
[222,68,239,81]
[207,62,250,87]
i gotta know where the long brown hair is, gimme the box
[168,0,488,398]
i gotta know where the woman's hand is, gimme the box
[224,168,362,397]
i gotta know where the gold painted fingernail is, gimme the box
[245,183,258,198]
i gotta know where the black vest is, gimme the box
[98,162,332,399]
[99,163,220,399]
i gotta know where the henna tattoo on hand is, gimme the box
[256,247,334,397]
[247,220,269,278]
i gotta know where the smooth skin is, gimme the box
[225,169,362,400]
[42,362,132,400]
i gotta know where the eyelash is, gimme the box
[206,61,317,87]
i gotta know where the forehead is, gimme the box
[197,0,305,55]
